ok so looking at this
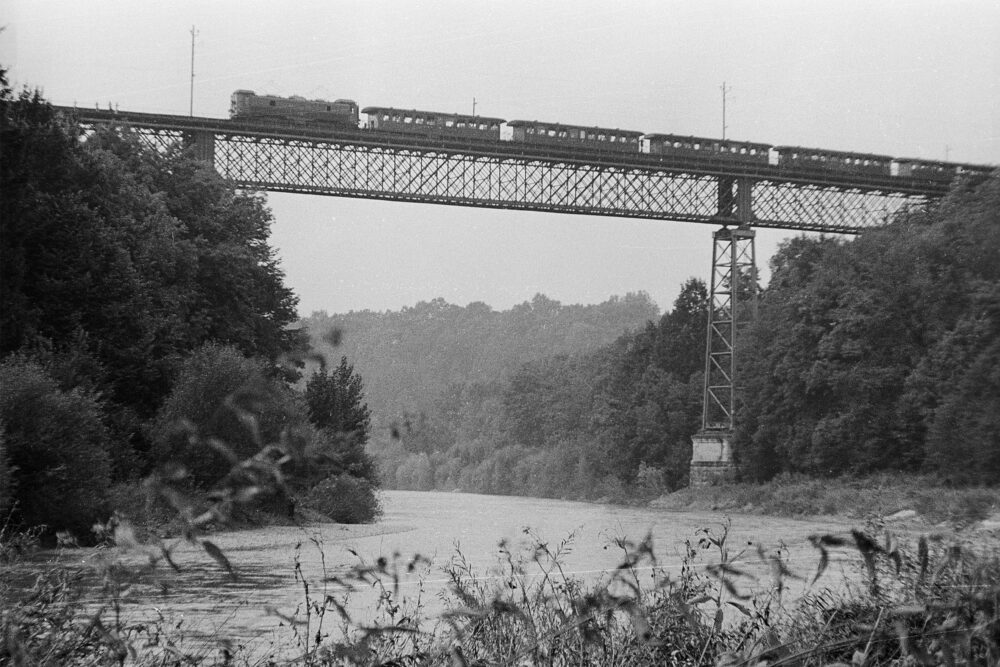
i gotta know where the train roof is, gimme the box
[361,106,505,124]
[506,119,644,137]
[773,145,894,161]
[895,157,995,170]
[642,133,772,150]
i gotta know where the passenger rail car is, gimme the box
[363,107,504,141]
[642,133,770,165]
[895,158,993,181]
[230,90,358,126]
[774,146,893,176]
[228,90,993,182]
[507,120,642,153]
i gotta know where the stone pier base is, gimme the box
[689,430,736,487]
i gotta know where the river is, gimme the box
[11,490,863,656]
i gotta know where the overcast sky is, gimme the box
[3,1,998,316]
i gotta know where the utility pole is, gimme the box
[472,97,477,117]
[721,81,732,139]
[945,145,951,161]
[189,25,198,117]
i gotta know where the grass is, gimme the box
[3,507,999,666]
[654,473,1000,527]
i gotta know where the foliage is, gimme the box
[302,292,659,421]
[5,507,998,665]
[149,343,305,489]
[369,280,707,499]
[1,76,301,485]
[736,171,1000,481]
[0,356,112,539]
[300,473,382,524]
[0,426,13,520]
[305,356,372,439]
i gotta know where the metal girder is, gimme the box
[101,124,936,234]
[701,226,757,432]
[752,180,925,233]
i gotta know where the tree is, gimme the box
[0,356,112,538]
[734,171,1000,480]
[304,356,376,484]
[1,78,300,429]
[150,343,303,488]
[306,356,372,439]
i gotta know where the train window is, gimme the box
[547,129,556,137]
[587,133,596,140]
[269,100,276,106]
[694,143,701,150]
[404,117,413,123]
[598,134,606,141]
[415,118,424,124]
[446,120,455,127]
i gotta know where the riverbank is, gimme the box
[649,472,1000,533]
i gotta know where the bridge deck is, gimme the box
[60,106,970,234]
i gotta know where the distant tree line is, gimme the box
[335,280,709,500]
[303,292,660,419]
[0,72,379,539]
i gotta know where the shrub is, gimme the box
[0,427,13,519]
[0,356,112,538]
[150,343,306,488]
[300,473,382,524]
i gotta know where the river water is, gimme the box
[11,490,863,655]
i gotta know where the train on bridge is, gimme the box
[230,90,992,183]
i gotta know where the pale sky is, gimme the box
[3,1,998,316]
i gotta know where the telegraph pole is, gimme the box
[189,25,198,116]
[721,81,731,139]
[472,97,477,117]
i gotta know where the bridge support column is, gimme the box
[689,225,757,487]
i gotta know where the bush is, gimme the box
[0,356,112,537]
[0,427,13,519]
[300,473,382,524]
[150,343,306,488]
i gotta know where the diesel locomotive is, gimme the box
[230,90,992,182]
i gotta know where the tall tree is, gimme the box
[305,356,376,483]
[305,356,372,440]
[1,79,300,426]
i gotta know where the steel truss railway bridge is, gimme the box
[60,106,975,484]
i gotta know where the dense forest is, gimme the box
[314,173,999,499]
[0,73,381,539]
[301,292,659,419]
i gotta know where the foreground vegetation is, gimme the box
[3,509,999,665]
